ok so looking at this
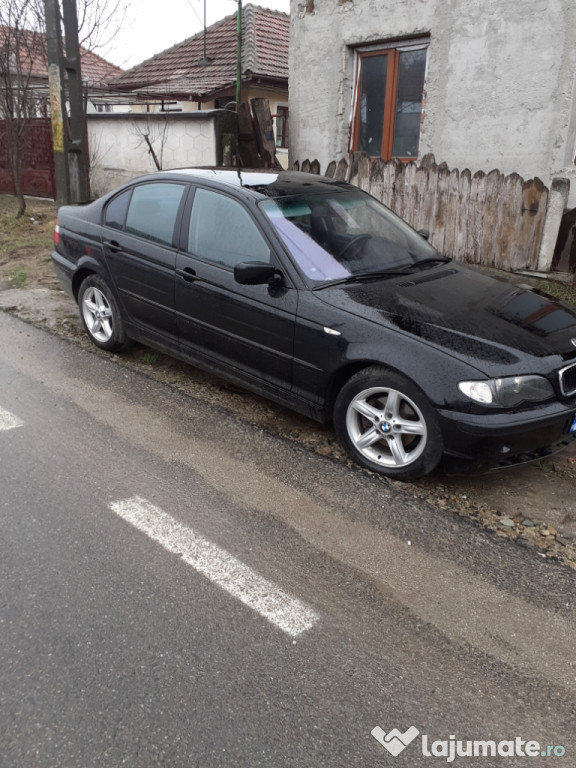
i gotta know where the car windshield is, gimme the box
[260,189,443,284]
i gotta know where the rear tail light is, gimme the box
[54,219,60,245]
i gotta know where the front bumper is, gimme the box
[438,399,576,474]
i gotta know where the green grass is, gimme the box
[536,280,576,306]
[139,352,159,366]
[9,270,27,287]
[0,197,57,288]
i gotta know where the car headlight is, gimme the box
[458,375,554,407]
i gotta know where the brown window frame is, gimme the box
[274,106,289,149]
[351,39,428,162]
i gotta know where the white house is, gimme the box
[289,0,576,207]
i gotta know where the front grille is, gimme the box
[559,361,576,397]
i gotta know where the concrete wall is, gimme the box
[127,87,289,169]
[87,111,236,196]
[289,0,576,204]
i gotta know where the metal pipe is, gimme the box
[203,0,207,63]
[236,0,242,108]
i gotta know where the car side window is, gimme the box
[188,188,270,268]
[104,189,131,230]
[124,183,186,246]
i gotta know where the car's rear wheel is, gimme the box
[334,367,443,480]
[78,274,129,352]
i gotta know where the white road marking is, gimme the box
[109,496,319,637]
[0,406,23,431]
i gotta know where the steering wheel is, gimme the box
[338,234,371,261]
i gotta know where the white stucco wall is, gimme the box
[289,0,576,204]
[87,112,228,196]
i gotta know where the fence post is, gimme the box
[536,177,570,272]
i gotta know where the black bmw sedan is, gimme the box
[51,169,576,480]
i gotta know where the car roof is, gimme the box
[156,168,351,199]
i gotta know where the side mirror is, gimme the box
[418,229,430,241]
[234,261,282,286]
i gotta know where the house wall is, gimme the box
[289,0,576,205]
[129,87,289,168]
[87,111,235,196]
[129,85,286,113]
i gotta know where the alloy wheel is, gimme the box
[82,286,114,343]
[345,386,428,468]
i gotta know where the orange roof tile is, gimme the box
[0,25,123,86]
[109,4,288,99]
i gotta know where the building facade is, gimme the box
[289,0,576,205]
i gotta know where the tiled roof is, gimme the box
[79,47,124,87]
[109,4,289,99]
[0,25,123,86]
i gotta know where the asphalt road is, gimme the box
[0,311,575,768]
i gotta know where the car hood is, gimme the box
[315,264,576,365]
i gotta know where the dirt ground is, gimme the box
[1,195,576,570]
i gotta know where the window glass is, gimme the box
[261,189,437,282]
[357,54,388,157]
[353,42,428,161]
[124,183,186,246]
[275,106,289,149]
[188,188,270,267]
[104,189,131,230]
[392,49,427,158]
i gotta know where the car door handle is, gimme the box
[104,239,122,254]
[176,267,197,282]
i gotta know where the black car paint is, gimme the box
[52,169,576,474]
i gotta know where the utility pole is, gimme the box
[61,0,90,202]
[44,0,90,204]
[45,0,69,204]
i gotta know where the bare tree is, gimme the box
[130,116,169,172]
[23,0,128,52]
[87,125,111,197]
[73,0,127,50]
[0,0,127,217]
[0,0,43,216]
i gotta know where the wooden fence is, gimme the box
[292,153,549,273]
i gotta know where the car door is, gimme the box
[175,186,297,392]
[102,181,188,344]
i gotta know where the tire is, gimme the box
[78,274,129,352]
[334,366,443,481]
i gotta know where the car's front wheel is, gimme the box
[334,367,443,481]
[78,274,129,352]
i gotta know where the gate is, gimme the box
[0,118,55,199]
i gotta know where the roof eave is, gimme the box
[110,71,287,103]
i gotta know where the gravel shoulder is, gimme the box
[1,196,575,571]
